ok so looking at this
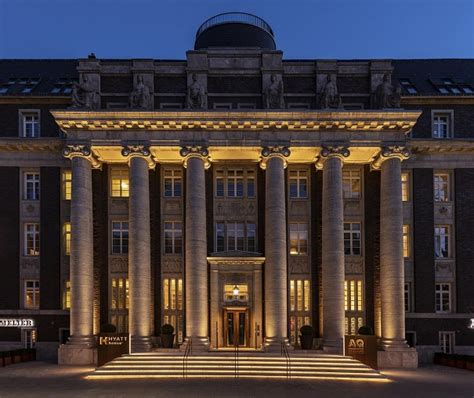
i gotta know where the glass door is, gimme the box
[224,308,248,347]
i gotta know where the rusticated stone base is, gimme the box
[58,344,97,366]
[377,348,418,369]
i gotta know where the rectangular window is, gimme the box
[289,279,311,345]
[20,111,40,138]
[24,280,39,309]
[163,278,184,344]
[227,169,244,198]
[23,172,40,201]
[289,170,308,198]
[62,170,72,200]
[163,169,182,198]
[434,173,450,202]
[433,113,452,138]
[63,280,71,310]
[111,277,129,310]
[434,225,450,258]
[403,225,410,258]
[215,222,225,252]
[439,331,455,354]
[289,222,308,255]
[435,283,451,313]
[401,172,409,202]
[404,282,412,312]
[111,221,129,254]
[63,222,71,255]
[344,279,364,335]
[247,223,256,252]
[344,222,361,255]
[227,222,245,251]
[215,170,224,197]
[247,170,255,198]
[342,170,361,199]
[110,169,129,198]
[24,223,40,256]
[164,221,182,254]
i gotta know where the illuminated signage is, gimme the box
[0,319,35,328]
[469,318,474,330]
[99,335,129,346]
[347,338,365,355]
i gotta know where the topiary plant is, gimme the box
[300,325,314,336]
[100,323,117,333]
[357,326,374,335]
[161,323,174,335]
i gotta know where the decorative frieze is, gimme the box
[63,144,101,169]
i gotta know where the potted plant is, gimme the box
[161,324,175,348]
[100,323,117,333]
[299,325,314,350]
[357,326,374,335]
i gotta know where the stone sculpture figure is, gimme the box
[130,75,151,109]
[374,73,401,109]
[264,73,285,109]
[187,73,207,109]
[71,75,100,109]
[320,75,342,109]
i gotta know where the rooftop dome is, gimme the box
[194,12,276,50]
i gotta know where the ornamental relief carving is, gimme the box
[110,199,129,215]
[21,202,40,218]
[289,256,309,274]
[343,201,361,216]
[163,200,183,216]
[162,257,183,273]
[20,259,39,275]
[345,257,364,274]
[218,273,251,285]
[434,203,453,220]
[435,262,454,278]
[289,201,308,217]
[215,200,257,218]
[110,256,128,273]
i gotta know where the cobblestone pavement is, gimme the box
[0,362,473,398]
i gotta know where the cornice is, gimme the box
[51,110,421,133]
[0,138,63,152]
[408,139,474,154]
[0,97,71,105]
[401,96,474,105]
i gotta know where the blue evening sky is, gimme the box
[0,0,473,59]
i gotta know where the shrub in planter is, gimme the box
[299,325,314,349]
[357,326,374,335]
[161,324,175,348]
[100,323,117,333]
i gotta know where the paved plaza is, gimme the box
[0,362,473,398]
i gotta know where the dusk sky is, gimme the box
[0,0,473,60]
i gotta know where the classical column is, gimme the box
[180,145,210,348]
[122,145,155,352]
[316,145,349,353]
[260,146,290,349]
[59,145,100,365]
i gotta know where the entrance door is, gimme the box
[224,308,249,347]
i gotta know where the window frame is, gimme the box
[24,280,40,309]
[403,224,410,258]
[214,167,256,198]
[432,110,453,139]
[434,172,451,202]
[62,169,72,200]
[439,331,455,354]
[214,222,257,253]
[289,169,308,199]
[401,171,410,202]
[19,109,40,138]
[163,168,182,198]
[63,222,71,256]
[24,222,40,256]
[110,168,130,198]
[23,171,40,201]
[289,222,308,256]
[342,169,361,200]
[111,221,129,255]
[163,221,183,255]
[435,283,452,313]
[434,225,451,259]
[344,222,362,256]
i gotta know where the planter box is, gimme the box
[433,353,474,372]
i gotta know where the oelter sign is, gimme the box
[469,318,474,329]
[0,319,34,328]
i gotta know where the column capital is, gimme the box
[179,145,211,169]
[371,145,410,170]
[315,144,350,170]
[63,144,101,169]
[121,143,155,169]
[260,146,291,170]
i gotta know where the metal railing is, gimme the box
[234,339,239,378]
[196,12,274,38]
[182,337,192,379]
[281,340,291,380]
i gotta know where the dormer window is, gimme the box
[399,79,418,94]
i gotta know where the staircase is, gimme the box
[87,352,389,382]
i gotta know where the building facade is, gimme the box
[0,13,473,367]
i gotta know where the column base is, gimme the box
[377,347,418,369]
[180,336,210,352]
[323,338,343,354]
[131,336,153,353]
[263,337,291,352]
[58,344,97,366]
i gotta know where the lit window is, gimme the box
[227,222,245,251]
[24,223,40,256]
[110,169,129,197]
[163,169,182,198]
[20,111,40,138]
[344,222,361,255]
[439,331,455,354]
[23,172,40,201]
[403,225,410,258]
[111,278,129,310]
[22,328,37,348]
[62,170,72,200]
[434,225,450,258]
[289,223,308,255]
[404,282,412,312]
[164,221,182,254]
[227,169,244,198]
[111,221,129,254]
[163,278,184,343]
[63,280,71,310]
[64,222,71,255]
[344,279,364,335]
[289,170,308,199]
[224,284,249,302]
[435,283,451,313]
[24,280,39,309]
[289,279,311,345]
[401,172,410,202]
[433,113,452,138]
[342,170,361,199]
[434,173,450,202]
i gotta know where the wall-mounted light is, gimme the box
[233,285,240,297]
